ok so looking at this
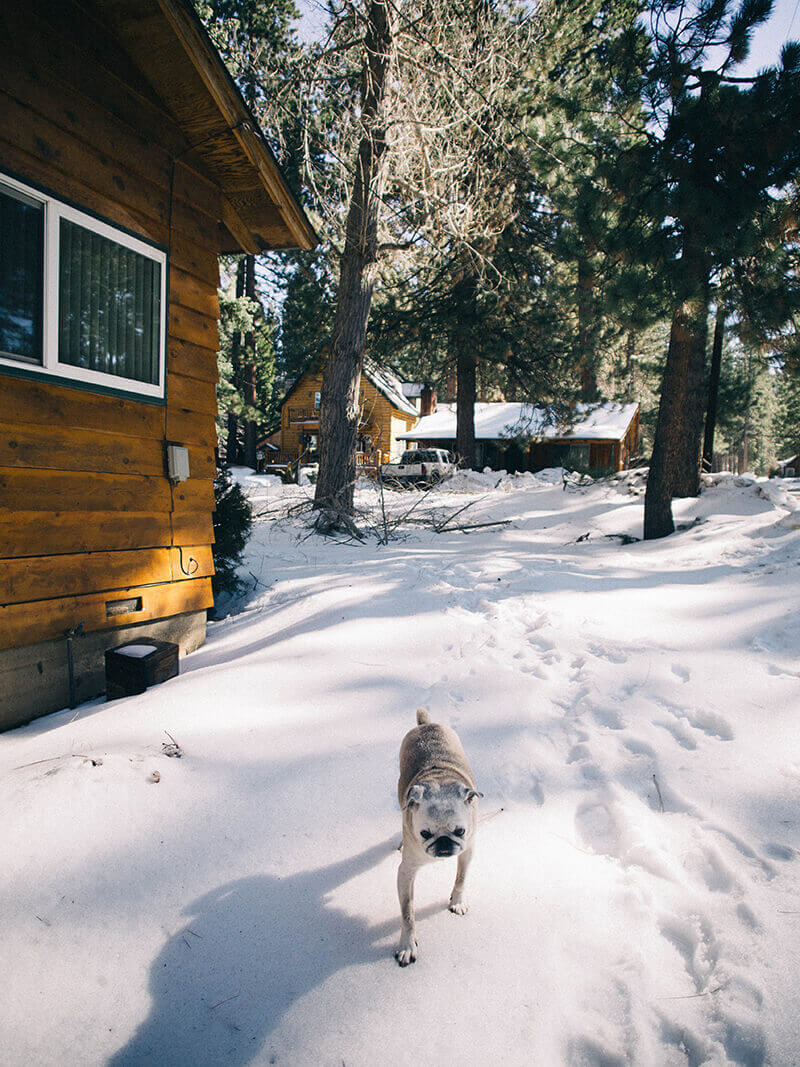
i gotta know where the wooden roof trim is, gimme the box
[221,196,260,255]
[155,0,317,252]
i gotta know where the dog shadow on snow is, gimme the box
[109,836,439,1066]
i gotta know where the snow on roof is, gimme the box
[398,401,639,442]
[363,361,419,418]
[401,383,424,399]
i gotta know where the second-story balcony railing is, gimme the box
[287,407,374,428]
[287,407,320,425]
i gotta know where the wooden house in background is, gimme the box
[400,402,641,475]
[275,360,419,466]
[0,0,315,729]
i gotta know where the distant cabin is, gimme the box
[400,402,641,475]
[276,361,419,466]
[0,0,315,729]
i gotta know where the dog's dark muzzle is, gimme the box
[429,836,460,858]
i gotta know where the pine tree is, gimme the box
[632,2,800,538]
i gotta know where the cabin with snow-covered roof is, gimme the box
[399,402,641,475]
[276,360,419,466]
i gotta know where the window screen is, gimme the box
[58,218,162,386]
[0,184,44,364]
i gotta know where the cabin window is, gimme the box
[552,442,591,471]
[0,184,44,365]
[0,172,166,400]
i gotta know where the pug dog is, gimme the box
[395,708,482,967]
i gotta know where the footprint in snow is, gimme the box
[655,718,699,751]
[658,702,734,743]
[763,842,797,862]
[591,704,626,730]
[574,798,618,856]
[683,843,739,893]
[660,913,719,994]
[671,664,691,682]
[683,707,734,742]
[587,642,628,664]
[623,737,657,759]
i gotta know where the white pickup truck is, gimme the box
[380,448,456,488]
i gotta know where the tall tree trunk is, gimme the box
[669,78,713,501]
[624,329,636,402]
[671,261,711,497]
[577,255,599,402]
[644,243,711,539]
[242,254,258,469]
[314,0,396,515]
[702,303,725,473]
[225,258,245,466]
[455,275,477,468]
[456,343,477,468]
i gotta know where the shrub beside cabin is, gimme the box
[0,0,315,729]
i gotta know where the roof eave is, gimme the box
[157,0,317,252]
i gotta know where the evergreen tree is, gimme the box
[626,1,800,538]
[216,257,280,463]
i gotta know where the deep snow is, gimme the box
[1,468,799,1066]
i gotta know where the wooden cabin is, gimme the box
[401,402,641,475]
[276,360,418,466]
[0,0,315,729]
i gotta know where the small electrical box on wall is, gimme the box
[166,443,190,482]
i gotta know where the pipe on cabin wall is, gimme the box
[64,622,85,709]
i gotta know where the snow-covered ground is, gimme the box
[2,468,799,1067]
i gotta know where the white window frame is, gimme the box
[0,171,167,400]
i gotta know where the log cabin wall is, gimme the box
[0,0,226,727]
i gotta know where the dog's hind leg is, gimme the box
[449,845,473,915]
[395,857,419,966]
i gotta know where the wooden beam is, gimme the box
[221,194,259,254]
[0,510,213,558]
[0,544,214,605]
[0,576,214,650]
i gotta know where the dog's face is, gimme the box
[404,781,479,858]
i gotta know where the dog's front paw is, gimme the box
[394,936,418,967]
[449,900,469,916]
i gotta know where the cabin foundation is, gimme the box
[0,610,207,732]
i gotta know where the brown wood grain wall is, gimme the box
[0,0,222,650]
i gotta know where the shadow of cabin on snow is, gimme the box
[0,0,316,730]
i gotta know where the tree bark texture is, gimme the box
[644,244,711,539]
[454,274,478,467]
[225,259,246,467]
[243,254,258,470]
[577,255,599,402]
[314,1,396,514]
[702,303,725,473]
[456,343,477,468]
[671,262,711,497]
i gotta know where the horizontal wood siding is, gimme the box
[280,372,324,459]
[0,578,214,651]
[1,545,214,606]
[0,511,214,560]
[0,0,224,652]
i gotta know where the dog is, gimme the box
[395,708,482,966]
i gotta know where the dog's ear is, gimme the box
[403,784,426,810]
[458,784,483,803]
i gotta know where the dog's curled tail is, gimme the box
[416,707,430,725]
